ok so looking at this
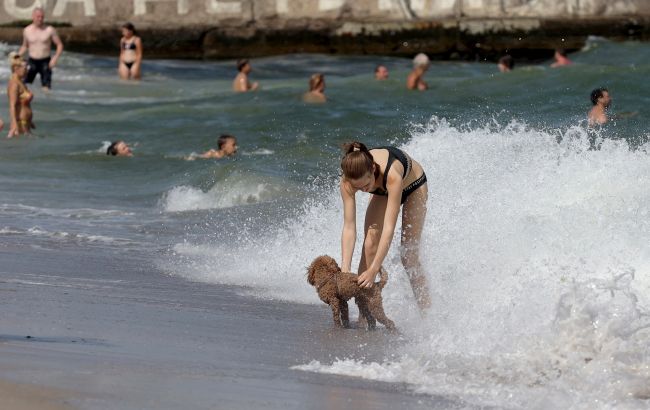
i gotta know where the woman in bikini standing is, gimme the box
[7,52,34,138]
[340,142,430,310]
[118,22,142,80]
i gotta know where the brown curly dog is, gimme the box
[307,255,396,330]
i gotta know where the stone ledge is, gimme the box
[0,17,648,61]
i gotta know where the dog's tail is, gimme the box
[377,267,388,289]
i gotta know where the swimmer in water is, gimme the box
[339,142,431,311]
[106,140,133,157]
[588,88,611,126]
[375,65,389,80]
[497,55,514,73]
[118,22,143,80]
[407,53,430,91]
[303,73,326,103]
[550,49,572,68]
[199,134,238,159]
[233,59,258,92]
[7,52,34,138]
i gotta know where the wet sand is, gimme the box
[0,245,469,409]
[0,379,76,410]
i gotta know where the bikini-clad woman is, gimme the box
[119,22,142,80]
[7,53,34,138]
[340,142,430,310]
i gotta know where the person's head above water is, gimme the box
[590,87,610,107]
[106,140,133,157]
[375,65,389,80]
[122,22,136,37]
[237,59,251,73]
[498,55,514,72]
[340,142,379,191]
[309,73,325,92]
[217,134,238,156]
[413,53,430,69]
[9,51,26,73]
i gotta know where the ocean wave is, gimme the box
[0,203,135,219]
[0,226,133,245]
[169,116,650,408]
[161,179,282,212]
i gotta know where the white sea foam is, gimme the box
[162,179,281,212]
[0,226,132,245]
[170,116,650,408]
[0,203,134,219]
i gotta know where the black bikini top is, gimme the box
[122,40,136,51]
[370,147,412,196]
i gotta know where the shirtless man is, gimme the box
[588,88,611,126]
[18,7,64,91]
[407,53,430,91]
[550,49,572,68]
[232,59,258,92]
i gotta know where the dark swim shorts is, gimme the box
[26,57,52,89]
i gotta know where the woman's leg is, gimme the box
[358,195,388,276]
[118,63,130,80]
[131,62,142,80]
[401,183,430,310]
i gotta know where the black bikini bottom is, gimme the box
[401,172,427,204]
[123,61,134,69]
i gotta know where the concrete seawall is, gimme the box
[0,1,649,59]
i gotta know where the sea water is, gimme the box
[0,37,648,409]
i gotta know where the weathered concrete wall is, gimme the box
[0,0,649,26]
[0,1,648,60]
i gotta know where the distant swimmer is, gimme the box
[303,73,327,103]
[407,53,429,91]
[199,135,238,159]
[119,23,143,80]
[106,140,133,157]
[7,53,34,138]
[233,59,259,92]
[588,88,611,126]
[18,7,64,91]
[497,55,514,73]
[550,49,572,68]
[375,65,389,80]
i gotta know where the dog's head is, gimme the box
[307,255,341,286]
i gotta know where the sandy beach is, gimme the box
[0,244,465,410]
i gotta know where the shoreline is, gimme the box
[1,17,649,61]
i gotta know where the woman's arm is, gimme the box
[7,82,19,137]
[358,171,402,287]
[135,37,143,64]
[340,180,357,272]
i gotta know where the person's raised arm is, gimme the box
[358,171,402,287]
[340,179,357,272]
[49,28,63,68]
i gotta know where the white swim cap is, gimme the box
[413,53,430,68]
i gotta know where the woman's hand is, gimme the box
[7,120,18,138]
[358,266,379,288]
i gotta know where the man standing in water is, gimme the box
[18,7,64,91]
[233,59,258,92]
[588,88,611,126]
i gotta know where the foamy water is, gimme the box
[170,117,650,408]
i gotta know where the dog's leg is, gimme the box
[369,301,396,331]
[339,298,350,328]
[329,298,343,328]
[356,298,376,330]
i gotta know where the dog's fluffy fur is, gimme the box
[307,255,395,330]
